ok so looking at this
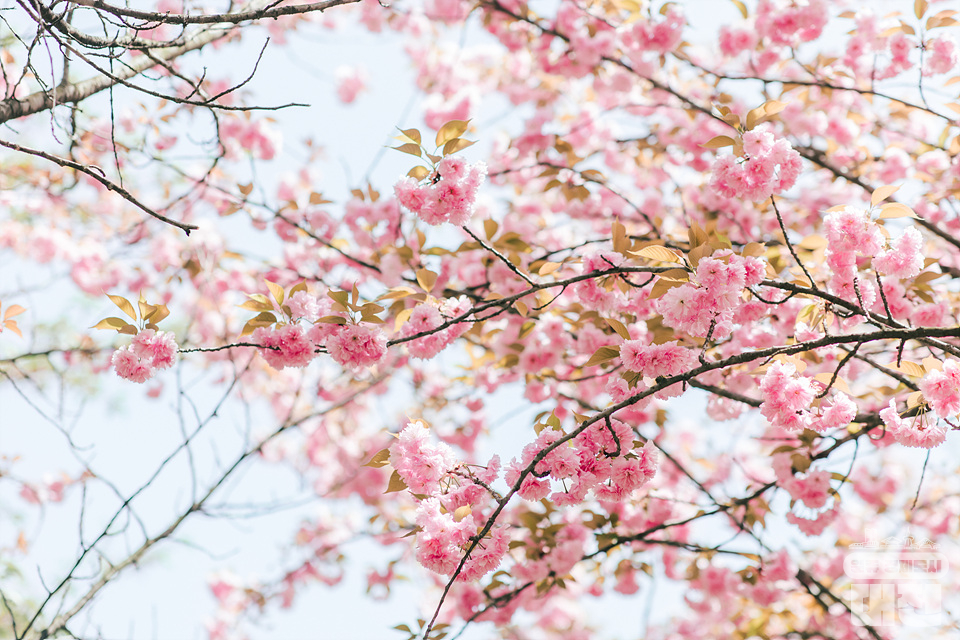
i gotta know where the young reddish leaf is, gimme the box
[730,0,748,18]
[435,120,470,147]
[3,320,22,337]
[317,315,348,325]
[107,294,137,321]
[484,218,499,240]
[453,505,472,522]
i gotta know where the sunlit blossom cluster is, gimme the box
[111,329,178,383]
[394,156,487,226]
[709,129,803,202]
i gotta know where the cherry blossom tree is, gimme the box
[3,0,960,638]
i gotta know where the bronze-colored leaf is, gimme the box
[435,119,470,147]
[538,261,561,275]
[393,143,422,157]
[605,317,631,340]
[385,469,407,493]
[91,317,130,331]
[399,127,421,145]
[442,138,476,156]
[701,135,736,149]
[871,184,900,206]
[878,203,918,219]
[484,218,499,240]
[407,165,431,181]
[107,294,137,321]
[583,345,621,368]
[416,268,438,293]
[363,448,392,468]
[265,280,285,305]
[630,245,684,263]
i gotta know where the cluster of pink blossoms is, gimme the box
[759,362,857,433]
[923,36,958,76]
[390,421,508,580]
[111,329,177,383]
[390,420,457,494]
[249,289,387,371]
[823,209,925,320]
[325,323,388,369]
[504,419,658,505]
[399,297,472,359]
[252,324,317,370]
[656,250,765,338]
[919,360,960,419]
[755,0,828,47]
[822,206,883,307]
[875,361,960,449]
[873,226,924,280]
[253,322,387,370]
[394,156,487,226]
[709,129,802,202]
[414,498,510,580]
[619,340,697,378]
[879,401,947,449]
